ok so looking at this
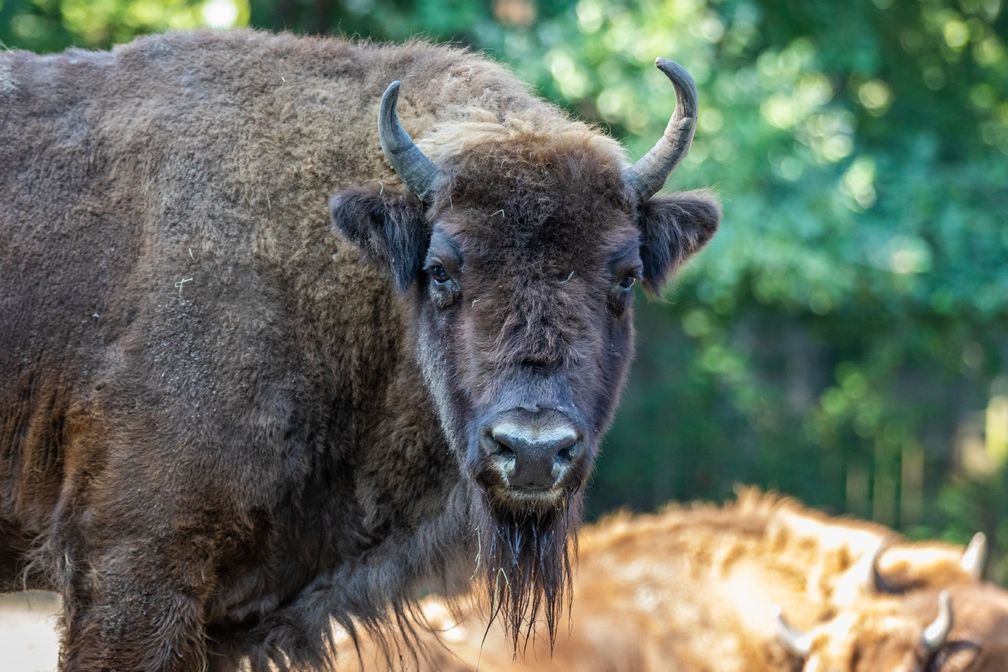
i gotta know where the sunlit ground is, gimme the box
[0,592,60,672]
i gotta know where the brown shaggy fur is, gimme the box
[0,30,719,671]
[335,490,1006,672]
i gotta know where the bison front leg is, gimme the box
[59,538,216,672]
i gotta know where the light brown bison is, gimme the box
[337,490,1002,671]
[0,29,719,671]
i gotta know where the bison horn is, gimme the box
[622,58,699,202]
[960,532,987,580]
[774,606,813,658]
[377,81,447,203]
[921,590,954,652]
[859,541,900,594]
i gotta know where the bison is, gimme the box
[773,583,1008,672]
[334,490,1003,672]
[0,29,719,671]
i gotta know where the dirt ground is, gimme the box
[0,592,61,672]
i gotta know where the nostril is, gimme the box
[495,441,515,458]
[484,429,515,461]
[556,444,575,464]
[487,427,513,452]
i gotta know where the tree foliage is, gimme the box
[2,0,1006,580]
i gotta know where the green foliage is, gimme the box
[3,0,1006,579]
[0,0,248,51]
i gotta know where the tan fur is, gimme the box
[419,112,626,167]
[791,584,1008,672]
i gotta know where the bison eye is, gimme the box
[429,264,451,285]
[425,261,460,308]
[618,275,636,289]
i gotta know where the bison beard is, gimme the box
[475,485,581,649]
[225,489,581,671]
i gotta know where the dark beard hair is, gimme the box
[472,487,582,651]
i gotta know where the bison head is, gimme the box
[776,585,1008,672]
[330,59,718,641]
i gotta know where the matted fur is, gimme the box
[0,29,719,672]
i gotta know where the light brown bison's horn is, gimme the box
[961,532,987,580]
[857,541,895,594]
[921,590,954,652]
[622,58,698,201]
[774,606,813,658]
[378,81,447,203]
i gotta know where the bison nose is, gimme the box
[485,412,582,490]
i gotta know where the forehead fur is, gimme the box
[427,114,629,212]
[419,110,628,168]
[427,120,635,266]
[451,133,627,203]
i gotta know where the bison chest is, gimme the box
[205,484,386,628]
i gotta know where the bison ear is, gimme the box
[636,190,720,294]
[329,186,428,291]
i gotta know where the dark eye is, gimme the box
[618,275,636,289]
[429,264,450,284]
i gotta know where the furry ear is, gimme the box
[329,186,428,290]
[636,190,720,294]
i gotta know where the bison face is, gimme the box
[330,140,717,512]
[410,142,644,514]
[329,59,717,641]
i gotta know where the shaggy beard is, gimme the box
[472,487,583,650]
[205,482,585,671]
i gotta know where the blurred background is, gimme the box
[2,0,1006,582]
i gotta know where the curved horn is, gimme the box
[961,532,987,580]
[622,58,699,202]
[921,590,954,652]
[774,606,813,658]
[377,81,447,203]
[858,541,901,594]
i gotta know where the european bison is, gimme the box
[0,30,719,671]
[336,490,1002,672]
